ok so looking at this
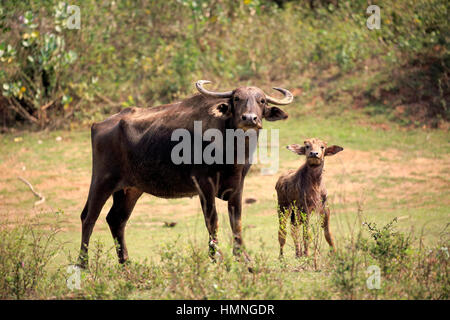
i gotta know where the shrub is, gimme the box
[362,218,411,275]
[1,7,77,128]
[1,0,446,128]
[330,218,449,299]
[0,220,61,299]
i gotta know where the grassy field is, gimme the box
[0,103,448,299]
[0,0,448,300]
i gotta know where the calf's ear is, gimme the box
[287,144,306,155]
[209,102,232,119]
[325,145,343,156]
[264,106,288,121]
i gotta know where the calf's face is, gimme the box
[287,138,343,166]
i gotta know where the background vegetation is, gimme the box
[0,0,448,129]
[0,0,448,300]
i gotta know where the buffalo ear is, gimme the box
[325,145,343,156]
[287,144,306,155]
[209,102,232,119]
[264,106,288,121]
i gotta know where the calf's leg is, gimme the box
[278,206,289,258]
[322,207,335,251]
[291,213,303,258]
[302,214,310,256]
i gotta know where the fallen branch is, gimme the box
[41,94,64,111]
[8,98,39,124]
[40,98,57,111]
[18,176,45,206]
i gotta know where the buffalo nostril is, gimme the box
[242,113,258,125]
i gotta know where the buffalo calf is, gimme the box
[275,138,343,258]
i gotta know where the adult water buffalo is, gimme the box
[79,80,293,267]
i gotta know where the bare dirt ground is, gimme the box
[1,143,448,235]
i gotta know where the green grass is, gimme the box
[0,0,448,299]
[273,105,450,158]
[0,108,448,299]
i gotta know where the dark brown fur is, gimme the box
[78,86,290,267]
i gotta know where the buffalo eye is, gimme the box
[260,98,266,104]
[234,96,240,102]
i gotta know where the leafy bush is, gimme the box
[0,220,61,299]
[362,218,411,275]
[330,218,449,299]
[1,7,77,128]
[0,0,447,128]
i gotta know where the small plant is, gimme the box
[330,228,366,300]
[362,218,411,275]
[0,220,62,299]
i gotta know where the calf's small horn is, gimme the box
[196,80,233,98]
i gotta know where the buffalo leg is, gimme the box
[106,188,143,264]
[228,189,250,261]
[78,176,116,268]
[195,177,220,260]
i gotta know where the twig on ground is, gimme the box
[18,176,45,206]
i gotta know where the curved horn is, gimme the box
[195,80,233,98]
[266,87,294,105]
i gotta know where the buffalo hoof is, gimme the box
[77,256,88,270]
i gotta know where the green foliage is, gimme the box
[381,0,448,54]
[0,208,447,299]
[330,218,449,299]
[331,246,366,299]
[65,240,152,299]
[0,0,447,128]
[0,219,61,299]
[362,218,411,275]
[1,6,78,127]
